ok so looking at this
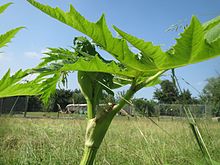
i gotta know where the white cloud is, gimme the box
[24,48,50,59]
[0,52,11,61]
[24,51,42,58]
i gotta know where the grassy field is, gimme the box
[0,116,220,165]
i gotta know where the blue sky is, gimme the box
[0,0,220,99]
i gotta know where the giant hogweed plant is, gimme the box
[0,0,220,164]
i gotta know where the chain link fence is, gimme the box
[0,96,27,115]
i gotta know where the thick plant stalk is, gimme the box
[79,71,164,164]
[80,146,98,165]
[80,112,115,165]
[80,84,137,165]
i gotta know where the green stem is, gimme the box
[80,83,138,165]
[80,71,165,164]
[80,112,115,165]
[86,98,94,119]
[80,146,98,165]
[113,84,137,113]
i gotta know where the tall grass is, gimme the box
[0,117,220,165]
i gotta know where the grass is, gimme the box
[0,116,220,165]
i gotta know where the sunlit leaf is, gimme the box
[0,69,42,98]
[0,2,12,14]
[114,16,220,70]
[27,0,155,72]
[60,55,138,77]
[0,27,24,49]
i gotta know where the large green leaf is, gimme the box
[27,0,156,72]
[114,16,220,70]
[27,0,220,74]
[0,68,63,105]
[36,46,138,78]
[38,73,61,105]
[0,69,42,98]
[37,47,77,67]
[60,55,138,77]
[113,25,166,71]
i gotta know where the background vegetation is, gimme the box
[1,76,219,117]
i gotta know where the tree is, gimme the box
[132,98,156,116]
[27,96,44,112]
[53,89,75,112]
[1,0,220,164]
[153,80,198,104]
[153,80,179,104]
[72,89,86,104]
[133,98,147,115]
[202,76,220,116]
[178,89,199,104]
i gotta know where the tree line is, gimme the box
[1,75,219,116]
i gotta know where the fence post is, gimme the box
[0,98,3,116]
[24,96,29,117]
